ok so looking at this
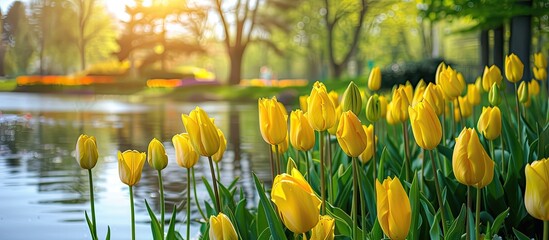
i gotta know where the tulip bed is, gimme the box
[76,53,549,240]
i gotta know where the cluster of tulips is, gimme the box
[74,51,548,240]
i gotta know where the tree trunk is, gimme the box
[228,47,244,85]
[332,63,344,79]
[480,29,489,71]
[493,25,504,70]
[509,1,532,82]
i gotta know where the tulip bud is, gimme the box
[272,168,321,233]
[310,215,335,240]
[328,90,339,108]
[366,94,381,122]
[182,107,221,157]
[533,67,547,81]
[452,128,486,186]
[488,83,501,106]
[439,65,464,100]
[529,80,540,96]
[409,101,442,150]
[147,138,168,170]
[533,52,547,69]
[467,84,480,106]
[379,95,388,118]
[505,53,524,83]
[75,134,98,170]
[482,65,503,92]
[118,150,146,186]
[327,106,342,135]
[258,97,288,146]
[457,96,472,119]
[368,66,381,91]
[212,128,227,163]
[386,102,397,125]
[476,150,495,189]
[376,177,411,240]
[404,81,414,102]
[336,111,368,157]
[477,106,502,140]
[286,157,297,174]
[290,110,315,151]
[299,95,309,112]
[412,82,426,106]
[391,86,411,122]
[474,76,483,92]
[524,158,549,221]
[172,133,199,169]
[341,81,362,116]
[209,213,238,240]
[518,81,529,103]
[359,124,377,163]
[308,81,336,131]
[423,83,444,116]
[435,62,447,85]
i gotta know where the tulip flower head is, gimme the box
[271,168,321,233]
[412,82,426,106]
[182,107,221,157]
[467,84,480,106]
[390,86,411,123]
[299,95,309,112]
[376,177,411,240]
[488,83,501,106]
[290,110,315,151]
[368,66,382,91]
[518,81,529,103]
[379,95,388,118]
[258,97,288,146]
[341,81,362,116]
[533,67,547,81]
[477,106,501,140]
[336,111,368,157]
[482,65,503,92]
[452,128,487,186]
[435,62,447,85]
[328,90,339,108]
[439,66,464,100]
[408,101,442,150]
[272,133,289,154]
[118,150,146,186]
[209,213,238,240]
[212,128,227,163]
[359,124,377,163]
[147,138,168,171]
[386,101,397,125]
[172,133,199,169]
[505,53,524,83]
[423,83,444,116]
[327,106,342,135]
[310,215,335,240]
[533,52,547,69]
[524,158,549,221]
[365,94,381,122]
[529,80,540,96]
[308,81,336,131]
[76,134,98,170]
[476,150,495,189]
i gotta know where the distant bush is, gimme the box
[86,60,130,76]
[380,58,445,89]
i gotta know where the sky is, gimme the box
[0,0,133,20]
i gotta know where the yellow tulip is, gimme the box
[328,90,339,108]
[212,128,226,163]
[147,138,168,171]
[534,52,547,69]
[476,150,494,189]
[452,128,486,186]
[336,111,368,157]
[475,76,483,92]
[408,101,442,150]
[412,82,426,106]
[290,110,315,151]
[529,80,540,96]
[477,106,501,140]
[386,102,397,125]
[308,81,336,131]
[272,133,289,154]
[258,97,288,146]
[327,106,342,135]
[75,134,98,170]
[482,65,503,92]
[341,81,362,116]
[505,53,524,83]
[467,84,480,106]
[439,66,464,100]
[390,86,411,123]
[209,213,238,240]
[533,67,547,81]
[300,95,309,112]
[435,62,447,85]
[365,94,381,122]
[359,124,377,163]
[376,177,411,240]
[455,96,472,121]
[117,150,146,186]
[379,95,388,118]
[182,107,220,157]
[423,83,444,116]
[404,82,414,103]
[172,133,199,169]
[518,81,529,103]
[524,158,549,221]
[310,215,335,240]
[368,66,381,91]
[488,83,502,106]
[271,168,321,233]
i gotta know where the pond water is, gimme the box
[0,92,273,240]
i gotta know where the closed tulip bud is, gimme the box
[458,96,473,118]
[505,53,524,83]
[435,62,447,85]
[209,213,238,240]
[172,133,198,169]
[423,83,444,116]
[290,110,315,151]
[404,81,414,102]
[518,81,529,103]
[310,215,335,240]
[524,158,549,221]
[308,81,336,131]
[476,150,494,189]
[327,106,342,135]
[477,106,501,140]
[452,128,486,186]
[271,168,321,233]
[379,95,388,118]
[212,128,226,163]
[286,157,297,174]
[359,124,377,163]
[368,66,382,91]
[475,76,483,92]
[391,86,411,122]
[533,67,547,81]
[409,101,442,150]
[488,83,501,106]
[376,177,411,240]
[467,84,480,106]
[529,80,540,96]
[482,65,503,92]
[147,138,168,170]
[182,107,220,157]
[75,134,98,169]
[366,94,381,122]
[258,97,288,145]
[299,95,309,112]
[118,150,146,186]
[439,66,464,100]
[533,52,547,68]
[336,111,368,157]
[386,102,397,125]
[341,81,362,116]
[272,133,289,153]
[328,90,339,108]
[412,82,426,106]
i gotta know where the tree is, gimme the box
[3,1,35,76]
[0,8,5,76]
[73,0,96,71]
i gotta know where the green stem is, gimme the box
[129,186,135,240]
[466,186,471,240]
[456,97,465,129]
[442,101,447,146]
[269,145,275,182]
[320,131,326,215]
[208,156,222,213]
[402,122,411,182]
[275,144,282,174]
[451,101,456,138]
[215,162,221,184]
[421,149,425,192]
[306,150,310,182]
[157,170,165,236]
[186,168,191,240]
[544,221,548,240]
[514,83,521,141]
[373,122,377,182]
[357,161,367,240]
[351,157,358,240]
[501,136,505,178]
[476,187,481,240]
[191,167,206,221]
[327,133,333,203]
[429,150,447,236]
[88,169,97,240]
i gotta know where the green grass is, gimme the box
[0,79,17,91]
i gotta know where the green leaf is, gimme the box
[84,211,97,240]
[105,226,110,240]
[369,218,383,240]
[165,205,177,240]
[490,208,509,236]
[252,173,287,240]
[235,199,250,240]
[408,173,421,240]
[145,199,163,240]
[429,211,441,240]
[377,147,388,182]
[512,227,531,240]
[444,204,467,240]
[201,176,217,214]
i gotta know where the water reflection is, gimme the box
[0,93,271,240]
